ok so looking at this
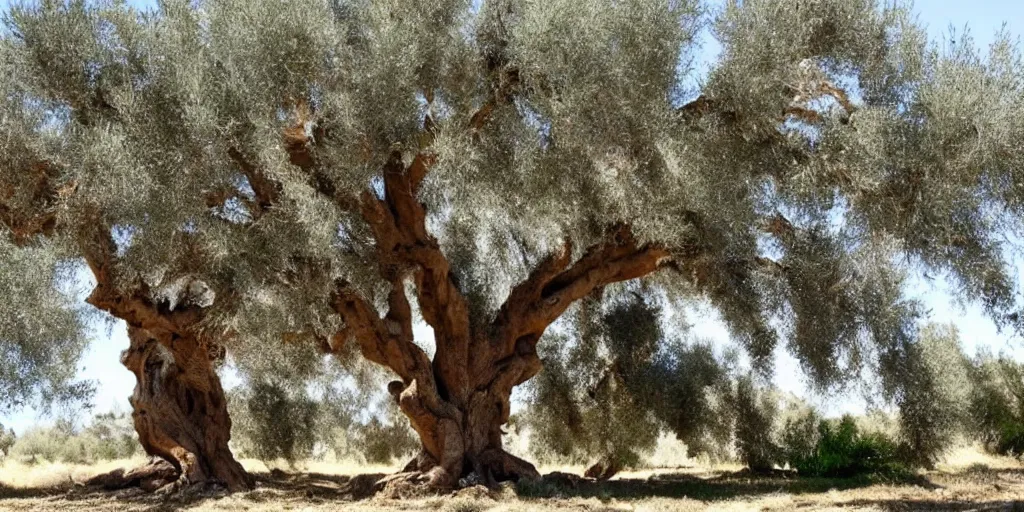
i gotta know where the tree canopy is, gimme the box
[0,0,1022,491]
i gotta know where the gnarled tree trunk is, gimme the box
[82,227,252,493]
[381,343,543,489]
[121,326,252,492]
[327,151,671,490]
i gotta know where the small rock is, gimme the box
[458,472,484,488]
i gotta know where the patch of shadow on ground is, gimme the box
[0,469,386,512]
[514,468,940,502]
[844,498,1024,511]
[5,467,1023,511]
[0,480,73,500]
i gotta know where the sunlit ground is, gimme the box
[0,445,1021,511]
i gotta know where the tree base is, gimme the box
[379,449,540,495]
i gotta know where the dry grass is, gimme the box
[935,445,1024,472]
[0,447,1021,511]
[0,456,148,489]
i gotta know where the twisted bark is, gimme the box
[325,148,672,490]
[121,326,251,492]
[83,224,252,492]
[2,156,252,492]
[276,92,678,489]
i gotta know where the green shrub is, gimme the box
[784,415,909,478]
[779,408,820,469]
[351,405,419,465]
[8,412,138,463]
[84,412,140,461]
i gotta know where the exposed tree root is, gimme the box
[473,449,541,486]
[84,458,178,492]
[377,449,540,497]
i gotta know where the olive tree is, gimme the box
[966,351,1024,456]
[2,0,1023,492]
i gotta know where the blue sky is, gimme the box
[3,0,1024,433]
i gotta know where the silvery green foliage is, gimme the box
[0,423,14,456]
[521,294,662,467]
[227,339,417,464]
[711,376,818,472]
[876,323,972,466]
[0,0,1021,421]
[778,405,820,469]
[229,379,320,464]
[733,375,783,470]
[0,237,91,412]
[522,291,738,466]
[965,351,1024,456]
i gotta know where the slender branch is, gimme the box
[677,95,718,120]
[761,213,795,238]
[820,81,856,114]
[226,147,280,219]
[754,255,788,276]
[283,102,316,170]
[681,76,856,128]
[279,102,363,213]
[785,106,824,124]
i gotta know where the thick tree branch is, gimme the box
[330,281,430,383]
[0,160,211,334]
[491,225,672,363]
[81,223,194,335]
[278,104,474,404]
[356,151,474,403]
[330,279,464,461]
[0,157,225,340]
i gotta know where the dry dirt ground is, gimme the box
[0,451,1022,511]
